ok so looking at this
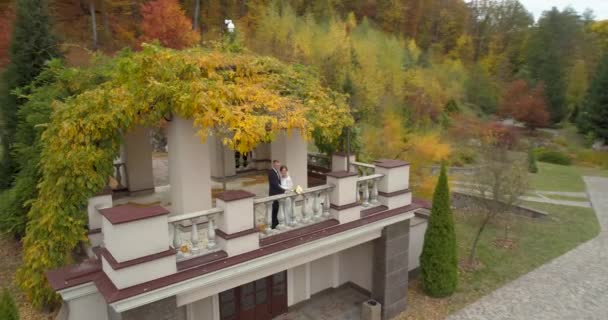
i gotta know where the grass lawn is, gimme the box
[397,201,600,320]
[529,162,608,192]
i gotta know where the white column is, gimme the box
[209,135,236,178]
[271,130,308,188]
[167,116,212,214]
[123,125,155,193]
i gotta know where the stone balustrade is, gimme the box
[254,184,334,236]
[168,207,224,261]
[356,173,384,207]
[350,161,376,176]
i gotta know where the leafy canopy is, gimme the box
[17,44,352,307]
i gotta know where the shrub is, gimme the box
[420,164,457,297]
[536,149,572,165]
[0,288,19,320]
[576,150,608,169]
[528,148,538,173]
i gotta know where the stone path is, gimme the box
[451,181,592,208]
[448,176,608,320]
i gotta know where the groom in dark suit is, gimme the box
[268,160,284,228]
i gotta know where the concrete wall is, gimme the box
[339,241,374,292]
[167,116,212,214]
[186,295,217,320]
[310,255,334,295]
[67,291,108,320]
[408,216,428,271]
[110,296,186,320]
[271,130,308,189]
[288,263,310,306]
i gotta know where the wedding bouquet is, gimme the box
[294,185,304,194]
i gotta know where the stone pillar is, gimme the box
[87,189,113,248]
[124,126,155,194]
[215,190,259,256]
[271,130,307,189]
[108,296,186,320]
[167,116,212,214]
[374,159,412,209]
[331,152,356,172]
[100,205,176,290]
[326,171,360,224]
[209,136,236,179]
[372,220,410,320]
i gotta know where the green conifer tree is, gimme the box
[0,0,60,189]
[580,53,608,141]
[420,163,458,297]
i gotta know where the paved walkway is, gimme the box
[449,177,608,320]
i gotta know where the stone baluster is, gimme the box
[290,195,299,226]
[190,218,200,254]
[371,178,379,205]
[356,182,361,203]
[207,214,216,249]
[323,190,331,217]
[301,194,311,224]
[277,199,286,229]
[313,192,321,220]
[265,202,273,234]
[361,181,370,207]
[172,223,182,256]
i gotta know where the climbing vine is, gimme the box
[16,44,352,307]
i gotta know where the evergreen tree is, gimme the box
[580,53,608,141]
[528,148,538,173]
[0,288,19,320]
[0,0,60,189]
[420,163,457,297]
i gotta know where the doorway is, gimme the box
[219,271,288,320]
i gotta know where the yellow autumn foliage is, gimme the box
[17,44,352,307]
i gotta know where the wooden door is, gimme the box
[218,272,287,320]
[270,272,288,317]
[219,289,238,320]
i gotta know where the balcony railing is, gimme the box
[357,173,383,207]
[350,161,375,177]
[168,207,224,261]
[253,184,334,237]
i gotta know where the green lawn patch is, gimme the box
[399,201,600,319]
[529,162,608,192]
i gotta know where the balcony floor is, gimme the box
[275,285,370,320]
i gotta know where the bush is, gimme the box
[536,149,572,165]
[576,150,608,169]
[0,288,19,320]
[528,148,538,173]
[420,164,458,297]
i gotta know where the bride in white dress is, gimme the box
[279,166,294,224]
[279,165,293,191]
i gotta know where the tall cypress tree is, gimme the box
[580,53,608,141]
[420,163,458,297]
[0,0,60,189]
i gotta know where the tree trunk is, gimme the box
[101,0,111,43]
[90,0,98,50]
[193,0,201,31]
[468,211,493,264]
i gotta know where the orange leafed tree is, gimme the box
[139,0,200,49]
[499,80,550,130]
